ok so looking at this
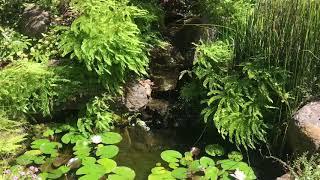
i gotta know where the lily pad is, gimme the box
[76,164,105,178]
[73,140,91,159]
[149,167,175,180]
[96,145,119,158]
[171,167,188,179]
[205,144,225,157]
[227,151,243,162]
[31,139,50,149]
[160,150,183,163]
[108,166,135,180]
[200,156,215,168]
[16,154,45,165]
[101,132,122,144]
[189,160,202,172]
[205,166,219,180]
[61,132,86,144]
[81,157,96,166]
[97,158,117,173]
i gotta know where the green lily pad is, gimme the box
[169,162,179,169]
[101,132,122,144]
[82,157,96,166]
[227,151,243,162]
[205,166,219,180]
[16,154,45,165]
[149,167,175,180]
[171,167,188,179]
[200,156,215,168]
[189,160,202,172]
[161,150,183,163]
[73,140,91,159]
[108,166,136,180]
[76,164,105,178]
[61,132,87,144]
[205,144,225,157]
[96,145,119,158]
[47,166,70,179]
[31,139,50,149]
[40,142,61,156]
[97,158,117,173]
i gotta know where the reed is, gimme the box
[235,0,320,147]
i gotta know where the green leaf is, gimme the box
[205,144,225,156]
[161,150,183,163]
[200,156,215,168]
[169,162,179,169]
[205,167,219,180]
[227,151,243,162]
[189,160,202,172]
[108,166,135,180]
[101,132,122,144]
[43,129,55,137]
[31,139,50,149]
[96,145,119,158]
[82,157,96,166]
[97,158,117,173]
[171,167,188,179]
[76,164,105,178]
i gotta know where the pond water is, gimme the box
[114,125,284,180]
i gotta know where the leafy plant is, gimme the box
[77,94,119,136]
[194,41,288,149]
[11,124,133,179]
[148,144,256,179]
[59,0,149,93]
[289,153,320,179]
[0,26,31,63]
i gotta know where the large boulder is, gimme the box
[288,101,320,153]
[124,79,153,112]
[20,4,50,37]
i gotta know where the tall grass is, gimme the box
[235,0,320,148]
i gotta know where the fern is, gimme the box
[77,94,119,136]
[59,0,149,93]
[0,61,101,119]
[195,41,288,149]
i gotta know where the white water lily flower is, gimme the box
[91,135,102,144]
[230,169,246,180]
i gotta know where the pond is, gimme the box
[114,125,284,180]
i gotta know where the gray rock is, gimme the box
[20,4,50,37]
[276,173,293,180]
[288,101,320,153]
[124,79,153,112]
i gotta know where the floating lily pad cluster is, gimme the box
[148,144,256,180]
[12,126,135,180]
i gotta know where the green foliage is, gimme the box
[194,41,288,149]
[30,28,61,62]
[77,94,118,136]
[59,0,149,93]
[0,61,101,119]
[290,153,320,179]
[198,0,254,27]
[0,26,31,63]
[148,145,256,180]
[10,124,134,179]
[0,123,26,156]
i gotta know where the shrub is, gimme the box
[0,61,100,119]
[290,153,320,179]
[194,41,288,149]
[0,26,31,63]
[59,0,149,93]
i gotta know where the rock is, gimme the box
[288,101,320,153]
[146,99,170,116]
[124,79,153,112]
[276,173,293,180]
[150,44,184,92]
[20,4,50,37]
